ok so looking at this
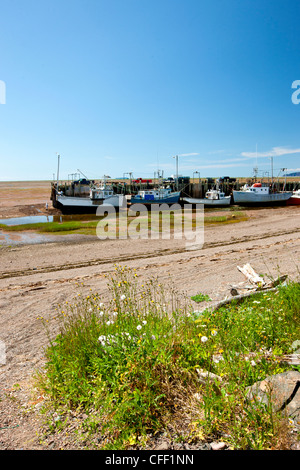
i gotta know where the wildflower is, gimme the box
[106,320,114,326]
[120,294,126,300]
[142,320,147,325]
[201,336,208,343]
[253,301,260,304]
[99,311,104,316]
[250,360,256,366]
[98,335,107,346]
[211,329,217,336]
[136,325,142,330]
[99,302,104,307]
[151,335,156,340]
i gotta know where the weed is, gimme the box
[37,269,300,449]
[191,293,211,303]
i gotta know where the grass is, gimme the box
[0,220,99,236]
[36,266,300,450]
[191,293,212,303]
[0,210,248,236]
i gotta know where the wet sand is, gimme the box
[0,181,299,449]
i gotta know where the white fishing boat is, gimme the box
[233,183,292,205]
[55,179,125,213]
[184,189,231,206]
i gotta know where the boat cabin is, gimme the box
[206,189,226,200]
[90,187,114,200]
[242,183,269,194]
[136,188,171,200]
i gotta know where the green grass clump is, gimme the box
[37,269,300,449]
[0,220,99,235]
[191,293,212,303]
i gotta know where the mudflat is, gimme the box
[0,181,299,449]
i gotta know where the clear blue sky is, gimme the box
[1,0,300,181]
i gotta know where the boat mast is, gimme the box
[173,155,179,191]
[56,153,60,194]
[253,144,258,182]
[271,157,274,189]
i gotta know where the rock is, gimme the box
[210,441,227,450]
[196,369,223,396]
[291,340,300,354]
[155,441,169,450]
[230,288,239,296]
[197,443,212,450]
[246,371,300,425]
[196,369,222,384]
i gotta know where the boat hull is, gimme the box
[232,191,292,205]
[55,195,125,214]
[184,197,231,206]
[286,195,300,205]
[130,193,180,205]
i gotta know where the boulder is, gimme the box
[246,371,300,426]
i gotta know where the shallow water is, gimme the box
[0,230,57,245]
[0,215,54,225]
[0,214,104,245]
[0,214,101,226]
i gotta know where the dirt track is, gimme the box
[0,190,299,448]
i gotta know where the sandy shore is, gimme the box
[0,182,299,449]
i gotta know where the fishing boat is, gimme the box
[54,180,125,214]
[130,187,181,205]
[55,193,126,214]
[232,183,292,205]
[286,189,300,205]
[184,188,231,206]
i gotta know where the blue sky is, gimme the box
[1,0,300,181]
